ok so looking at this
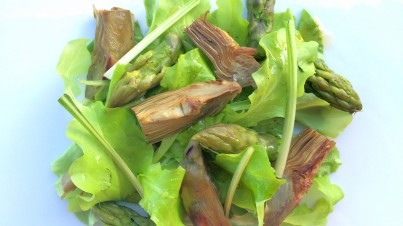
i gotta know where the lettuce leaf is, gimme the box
[214,145,284,225]
[145,0,210,49]
[228,27,318,127]
[56,38,91,96]
[139,164,186,226]
[296,93,352,138]
[62,101,153,211]
[51,143,83,196]
[160,48,215,90]
[297,9,324,53]
[317,147,342,177]
[282,176,344,226]
[207,0,249,46]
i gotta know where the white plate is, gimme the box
[1,0,402,225]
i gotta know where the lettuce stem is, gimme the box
[152,134,178,163]
[224,146,255,217]
[274,19,297,178]
[104,0,200,79]
[58,94,144,197]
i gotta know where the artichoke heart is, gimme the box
[264,128,335,226]
[180,142,231,226]
[86,7,135,99]
[185,15,260,88]
[132,80,242,143]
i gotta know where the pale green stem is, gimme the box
[224,147,255,217]
[58,94,144,197]
[274,19,297,178]
[152,134,178,163]
[104,0,200,79]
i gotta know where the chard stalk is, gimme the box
[104,0,200,79]
[274,19,297,178]
[58,94,144,197]
[224,146,255,217]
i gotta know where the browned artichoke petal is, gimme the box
[86,7,135,99]
[264,128,335,226]
[185,16,260,88]
[180,142,231,226]
[132,80,242,143]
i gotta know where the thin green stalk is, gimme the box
[104,0,200,79]
[58,94,144,197]
[224,147,255,217]
[274,19,297,178]
[152,134,178,163]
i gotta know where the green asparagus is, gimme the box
[192,124,278,158]
[246,0,276,58]
[107,33,182,107]
[305,59,362,113]
[91,202,155,226]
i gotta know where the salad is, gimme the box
[52,0,362,225]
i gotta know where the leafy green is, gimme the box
[145,0,211,49]
[160,48,215,90]
[214,145,284,225]
[134,21,145,44]
[144,0,156,28]
[272,11,295,32]
[296,93,353,138]
[297,9,324,53]
[282,176,344,226]
[62,100,153,211]
[51,143,83,196]
[207,0,249,46]
[139,164,186,226]
[317,147,341,177]
[56,38,91,96]
[228,27,318,127]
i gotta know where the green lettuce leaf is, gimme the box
[282,176,344,226]
[228,27,318,127]
[207,0,249,46]
[296,93,352,138]
[214,145,284,225]
[317,147,341,177]
[51,143,83,196]
[272,11,295,32]
[144,0,156,28]
[297,9,324,53]
[56,38,91,96]
[160,48,215,90]
[63,101,153,211]
[139,164,186,226]
[145,0,210,49]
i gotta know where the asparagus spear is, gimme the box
[192,124,277,157]
[246,0,276,59]
[132,80,242,143]
[297,10,362,113]
[305,59,363,113]
[107,33,182,107]
[86,7,134,100]
[180,142,231,226]
[91,202,155,226]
